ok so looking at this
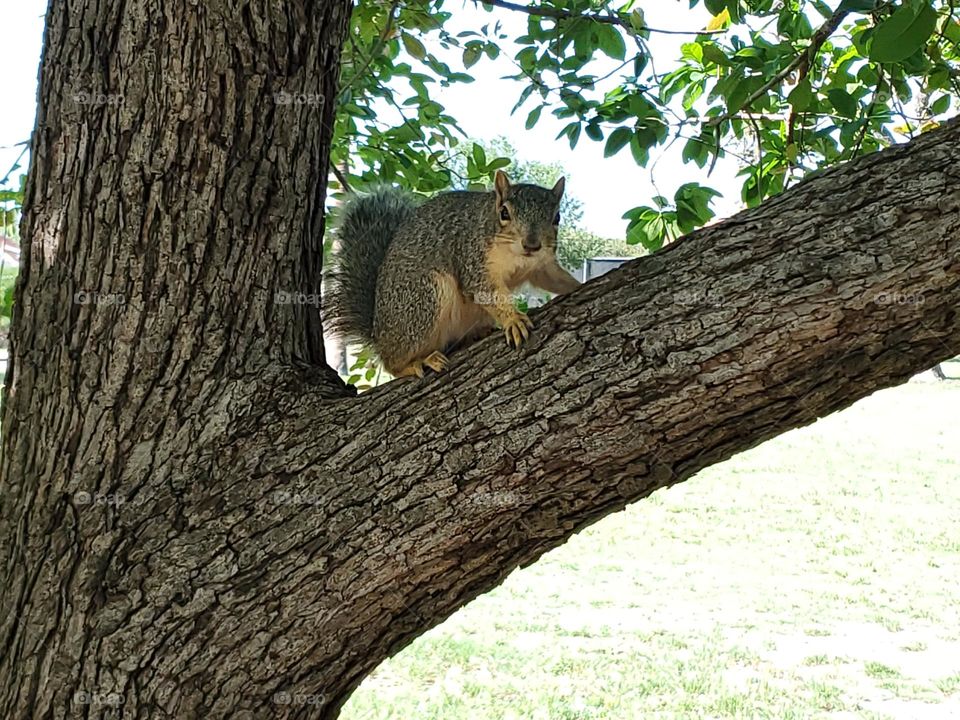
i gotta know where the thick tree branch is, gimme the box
[214,118,956,717]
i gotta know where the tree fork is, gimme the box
[1,0,959,717]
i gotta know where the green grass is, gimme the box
[938,673,960,695]
[342,379,960,719]
[865,662,901,680]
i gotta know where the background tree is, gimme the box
[554,226,647,272]
[0,1,958,719]
[444,136,585,220]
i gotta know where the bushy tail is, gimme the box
[325,187,416,346]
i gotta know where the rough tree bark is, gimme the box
[1,1,959,718]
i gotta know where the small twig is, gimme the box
[0,142,30,188]
[707,6,851,128]
[331,164,352,194]
[476,0,724,37]
[337,0,401,101]
[746,112,764,202]
[852,69,886,158]
[348,34,429,146]
[592,57,634,85]
[707,127,721,176]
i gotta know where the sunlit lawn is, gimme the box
[343,368,960,720]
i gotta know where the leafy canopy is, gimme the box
[333,0,960,250]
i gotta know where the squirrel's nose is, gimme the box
[523,235,541,252]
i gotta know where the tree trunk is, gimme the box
[1,1,959,718]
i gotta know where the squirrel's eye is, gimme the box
[554,212,561,225]
[499,206,511,222]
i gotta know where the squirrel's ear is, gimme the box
[494,170,511,203]
[552,176,566,201]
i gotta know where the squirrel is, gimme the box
[325,170,581,378]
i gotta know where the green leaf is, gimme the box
[525,105,543,129]
[682,137,708,168]
[471,143,487,170]
[682,82,704,112]
[944,19,960,46]
[463,45,482,69]
[584,122,603,142]
[701,43,731,67]
[401,32,427,60]
[604,127,632,157]
[681,42,703,64]
[704,0,727,15]
[512,84,535,114]
[626,223,651,249]
[596,24,626,60]
[572,23,595,59]
[838,0,879,11]
[788,78,815,112]
[629,9,648,34]
[724,0,741,23]
[869,2,938,64]
[827,88,858,118]
[930,94,950,115]
[629,132,649,165]
[516,46,537,72]
[559,122,582,149]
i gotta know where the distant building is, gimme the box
[579,256,631,282]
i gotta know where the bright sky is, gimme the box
[0,0,744,239]
[0,2,45,200]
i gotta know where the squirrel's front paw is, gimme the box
[502,312,534,348]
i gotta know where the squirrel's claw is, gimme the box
[423,351,449,373]
[502,312,533,348]
[394,351,449,379]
